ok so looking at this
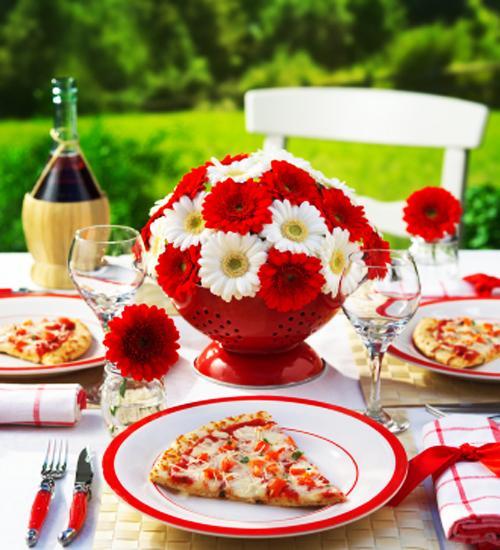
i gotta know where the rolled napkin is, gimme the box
[0,383,87,426]
[463,273,500,297]
[390,415,500,546]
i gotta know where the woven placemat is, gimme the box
[93,413,439,550]
[350,332,500,406]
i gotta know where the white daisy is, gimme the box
[148,192,173,216]
[199,231,268,302]
[261,199,327,255]
[146,217,168,276]
[207,155,267,185]
[162,191,209,251]
[319,228,361,297]
[255,148,314,174]
[341,258,367,296]
[308,168,355,198]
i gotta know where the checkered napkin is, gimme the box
[422,415,500,546]
[0,383,87,426]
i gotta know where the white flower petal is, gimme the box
[199,231,267,302]
[261,199,327,255]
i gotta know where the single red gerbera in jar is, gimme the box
[156,244,201,302]
[321,187,369,241]
[262,161,321,206]
[258,248,325,312]
[202,178,273,234]
[104,304,180,381]
[403,187,462,242]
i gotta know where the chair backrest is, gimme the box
[245,87,489,237]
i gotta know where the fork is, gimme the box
[26,440,68,547]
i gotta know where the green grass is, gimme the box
[1,109,498,202]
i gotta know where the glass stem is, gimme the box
[367,345,385,418]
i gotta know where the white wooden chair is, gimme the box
[244,87,489,237]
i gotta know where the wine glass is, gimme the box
[68,225,146,330]
[341,249,421,433]
[68,225,146,400]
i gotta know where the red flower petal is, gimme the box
[104,304,180,381]
[403,187,462,242]
[202,178,272,234]
[261,161,322,207]
[141,165,208,249]
[320,187,370,241]
[156,244,201,302]
[219,153,249,165]
[258,249,325,312]
[362,228,391,279]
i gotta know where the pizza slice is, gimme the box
[0,317,92,365]
[150,410,345,507]
[413,316,500,368]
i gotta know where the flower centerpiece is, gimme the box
[403,186,462,284]
[101,304,179,435]
[141,150,388,387]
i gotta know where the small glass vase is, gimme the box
[409,236,459,295]
[100,362,167,436]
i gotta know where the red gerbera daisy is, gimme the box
[219,153,249,165]
[321,188,369,241]
[362,228,391,279]
[202,178,273,234]
[403,187,462,242]
[156,244,201,302]
[261,161,321,206]
[104,304,180,381]
[169,164,208,205]
[258,248,325,312]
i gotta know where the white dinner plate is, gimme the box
[102,396,408,538]
[0,293,105,376]
[390,297,500,381]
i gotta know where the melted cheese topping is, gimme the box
[0,317,76,358]
[430,317,500,362]
[165,420,340,503]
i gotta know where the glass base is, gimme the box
[365,407,409,434]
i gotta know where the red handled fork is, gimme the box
[26,440,68,547]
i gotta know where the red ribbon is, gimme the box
[463,273,500,297]
[389,442,500,506]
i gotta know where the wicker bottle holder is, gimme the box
[22,130,110,289]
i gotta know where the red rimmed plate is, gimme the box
[102,396,408,538]
[0,293,105,376]
[390,297,500,381]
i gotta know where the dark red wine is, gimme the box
[33,153,102,202]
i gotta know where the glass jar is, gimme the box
[409,236,459,294]
[100,362,167,436]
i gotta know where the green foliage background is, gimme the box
[0,0,499,251]
[1,0,500,115]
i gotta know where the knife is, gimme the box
[58,448,93,547]
[426,402,500,414]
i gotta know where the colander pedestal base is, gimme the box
[194,341,325,388]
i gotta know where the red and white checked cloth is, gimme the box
[423,415,500,546]
[0,383,87,426]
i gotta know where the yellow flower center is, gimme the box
[329,250,346,275]
[222,252,249,278]
[184,211,204,234]
[281,219,308,242]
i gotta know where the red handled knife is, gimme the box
[58,447,93,546]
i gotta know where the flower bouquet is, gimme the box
[141,150,387,387]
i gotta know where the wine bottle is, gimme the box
[22,77,110,289]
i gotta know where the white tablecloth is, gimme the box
[1,250,496,550]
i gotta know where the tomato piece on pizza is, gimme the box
[150,411,346,507]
